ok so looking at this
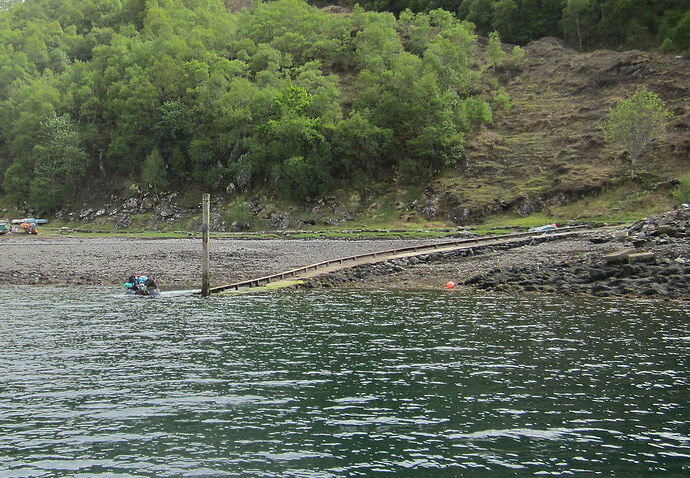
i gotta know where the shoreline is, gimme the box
[0,236,446,289]
[302,209,690,301]
[2,209,688,301]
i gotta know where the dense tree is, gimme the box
[492,0,517,41]
[141,147,168,195]
[0,0,490,209]
[349,0,690,52]
[562,0,598,51]
[29,114,88,211]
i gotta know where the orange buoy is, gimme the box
[446,281,455,289]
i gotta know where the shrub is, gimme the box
[671,172,690,205]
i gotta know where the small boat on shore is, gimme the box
[11,218,49,225]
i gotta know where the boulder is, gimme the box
[613,230,628,241]
[122,197,139,211]
[656,224,680,236]
[79,208,94,220]
[269,212,291,230]
[115,215,132,229]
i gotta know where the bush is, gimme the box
[492,88,512,111]
[671,172,690,205]
[660,37,678,53]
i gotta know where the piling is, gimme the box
[201,193,211,297]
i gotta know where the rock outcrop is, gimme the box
[463,208,690,299]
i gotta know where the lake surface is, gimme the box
[0,287,688,477]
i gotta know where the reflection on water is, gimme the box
[0,287,688,477]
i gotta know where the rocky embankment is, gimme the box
[461,209,690,299]
[304,209,690,300]
[460,209,690,300]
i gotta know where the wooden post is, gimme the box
[201,193,211,297]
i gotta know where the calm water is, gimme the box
[0,287,688,477]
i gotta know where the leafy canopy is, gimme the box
[604,88,673,179]
[0,0,491,210]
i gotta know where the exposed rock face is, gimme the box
[60,192,192,229]
[269,212,291,230]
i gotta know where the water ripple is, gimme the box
[0,287,688,476]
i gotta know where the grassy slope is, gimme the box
[425,38,690,228]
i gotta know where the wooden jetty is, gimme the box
[201,226,590,295]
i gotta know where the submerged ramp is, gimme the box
[206,227,590,294]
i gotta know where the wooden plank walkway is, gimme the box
[204,226,590,295]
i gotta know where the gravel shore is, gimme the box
[3,208,688,301]
[0,236,442,289]
[303,209,690,300]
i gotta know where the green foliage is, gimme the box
[493,88,512,111]
[141,147,168,195]
[466,0,494,34]
[562,0,598,51]
[492,0,517,41]
[273,83,313,115]
[0,0,492,210]
[350,0,690,53]
[671,172,690,204]
[398,9,431,55]
[604,88,673,179]
[660,37,678,53]
[507,45,525,68]
[666,10,690,54]
[486,31,504,68]
[29,114,88,211]
[333,112,392,203]
[456,96,492,130]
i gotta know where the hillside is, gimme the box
[56,40,690,231]
[410,38,690,226]
[0,0,688,231]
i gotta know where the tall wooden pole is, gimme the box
[201,193,211,297]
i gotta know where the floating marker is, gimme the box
[446,281,455,289]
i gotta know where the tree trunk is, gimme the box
[630,154,637,180]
